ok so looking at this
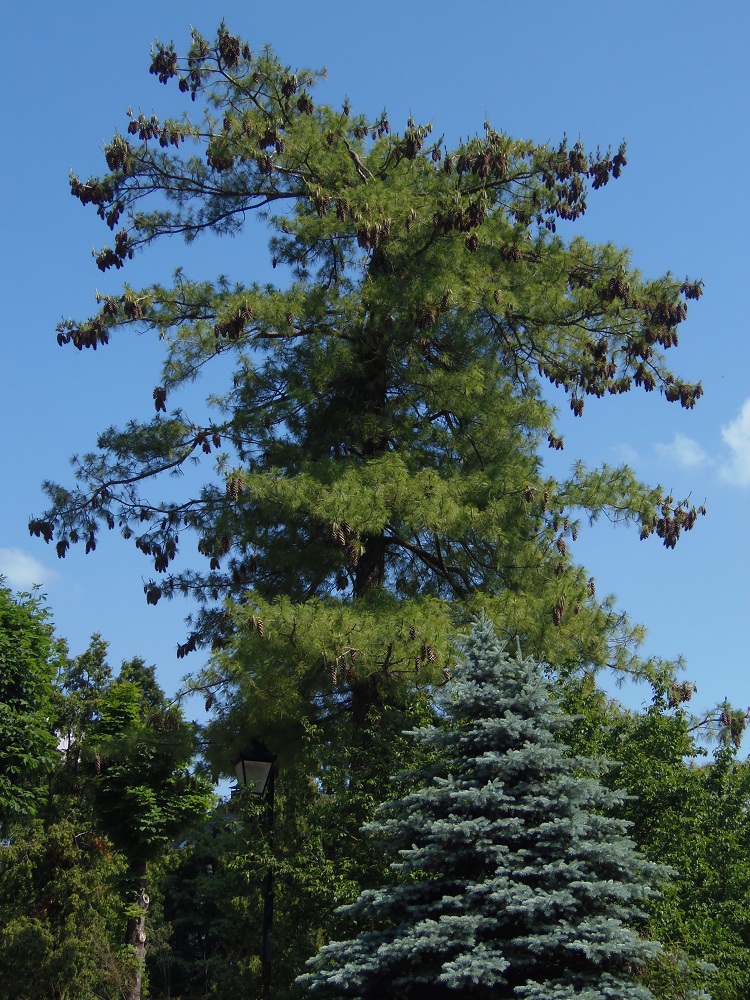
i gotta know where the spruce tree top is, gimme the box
[299,618,666,998]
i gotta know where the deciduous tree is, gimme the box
[82,671,214,1000]
[2,625,214,1000]
[602,708,750,1000]
[0,817,132,1000]
[0,584,58,833]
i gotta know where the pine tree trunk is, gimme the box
[124,858,149,1000]
[353,531,386,596]
[347,302,393,747]
[353,304,389,601]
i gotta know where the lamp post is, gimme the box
[232,741,276,1000]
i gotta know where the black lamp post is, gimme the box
[232,741,276,1000]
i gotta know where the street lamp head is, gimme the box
[232,740,276,798]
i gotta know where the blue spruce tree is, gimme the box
[298,617,667,998]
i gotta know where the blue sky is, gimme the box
[1,1,748,730]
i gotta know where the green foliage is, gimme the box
[32,26,707,761]
[0,584,58,832]
[51,634,113,756]
[76,657,215,1000]
[46,636,214,867]
[147,817,258,998]
[0,818,133,1000]
[82,675,214,869]
[607,711,750,1000]
[118,657,170,712]
[23,26,727,997]
[299,618,666,997]
[557,679,750,1000]
[260,701,437,989]
[0,623,215,1000]
[150,699,435,998]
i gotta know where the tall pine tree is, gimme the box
[31,25,707,755]
[299,617,666,999]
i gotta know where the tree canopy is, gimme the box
[0,584,58,832]
[0,627,214,1000]
[22,32,723,993]
[31,24,708,755]
[3,602,749,999]
[73,654,214,1000]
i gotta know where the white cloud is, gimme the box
[613,443,641,466]
[720,399,750,488]
[0,548,57,590]
[654,432,709,469]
